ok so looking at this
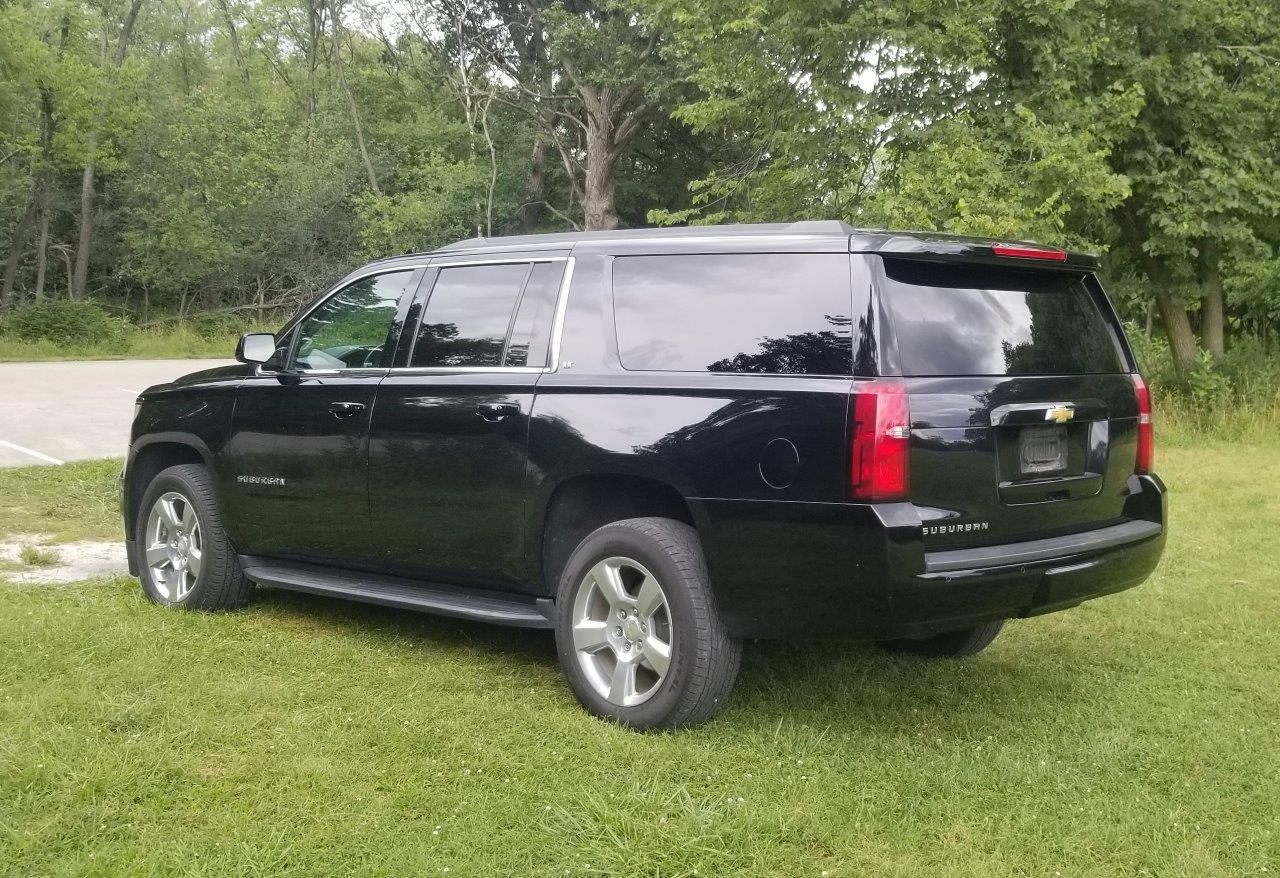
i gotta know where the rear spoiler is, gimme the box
[849,232,1099,272]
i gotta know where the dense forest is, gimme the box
[1,0,1278,389]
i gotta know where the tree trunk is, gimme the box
[34,17,68,301]
[520,136,547,233]
[306,0,322,119]
[71,143,97,299]
[216,0,250,84]
[1152,291,1199,377]
[1114,201,1199,379]
[2,194,37,308]
[34,86,55,300]
[71,0,144,300]
[582,88,620,231]
[1198,239,1225,359]
[329,0,380,195]
[34,189,51,300]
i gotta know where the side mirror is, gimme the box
[236,332,277,365]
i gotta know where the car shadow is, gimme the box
[247,586,1128,737]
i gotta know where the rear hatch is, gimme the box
[873,255,1143,550]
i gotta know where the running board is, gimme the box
[239,557,554,629]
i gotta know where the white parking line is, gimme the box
[115,388,143,394]
[0,439,65,465]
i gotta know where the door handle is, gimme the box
[476,402,520,422]
[328,401,367,418]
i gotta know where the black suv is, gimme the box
[123,221,1166,729]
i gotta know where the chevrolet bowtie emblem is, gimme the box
[1045,405,1075,424]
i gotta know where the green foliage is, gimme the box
[1,299,124,346]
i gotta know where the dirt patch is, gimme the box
[0,534,128,584]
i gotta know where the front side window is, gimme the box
[412,263,533,368]
[292,271,412,370]
[612,254,854,375]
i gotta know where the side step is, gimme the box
[239,557,555,629]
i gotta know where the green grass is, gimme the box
[1,446,1278,876]
[0,459,122,543]
[17,544,59,566]
[0,325,245,362]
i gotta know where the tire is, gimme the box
[878,619,1005,658]
[135,463,253,611]
[554,517,741,730]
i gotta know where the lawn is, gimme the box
[1,444,1277,876]
[0,325,249,363]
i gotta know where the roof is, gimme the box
[437,221,856,252]
[367,221,1096,270]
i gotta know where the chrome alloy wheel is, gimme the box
[144,491,202,602]
[570,556,673,707]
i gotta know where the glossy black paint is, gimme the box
[124,222,1165,640]
[369,370,538,587]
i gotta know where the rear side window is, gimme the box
[504,261,565,368]
[612,254,853,375]
[880,259,1127,377]
[412,263,531,368]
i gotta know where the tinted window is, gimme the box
[292,270,411,370]
[613,254,853,375]
[881,259,1126,377]
[412,263,530,367]
[505,261,565,367]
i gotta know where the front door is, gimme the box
[224,268,421,566]
[369,257,567,589]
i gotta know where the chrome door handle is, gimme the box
[476,402,520,422]
[328,401,366,418]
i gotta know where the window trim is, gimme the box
[397,256,575,375]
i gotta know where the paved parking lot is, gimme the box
[0,360,231,468]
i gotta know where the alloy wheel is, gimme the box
[144,491,203,602]
[570,556,673,707]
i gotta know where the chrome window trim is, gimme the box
[393,255,576,376]
[429,256,569,269]
[386,366,546,377]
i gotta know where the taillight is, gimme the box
[850,380,910,501]
[992,243,1068,262]
[1132,374,1154,474]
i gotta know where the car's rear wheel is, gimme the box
[878,619,1005,658]
[136,464,253,611]
[554,517,741,730]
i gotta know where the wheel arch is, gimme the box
[124,434,214,542]
[535,472,702,598]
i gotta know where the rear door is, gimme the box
[367,256,568,589]
[871,255,1141,549]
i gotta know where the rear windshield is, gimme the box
[880,258,1127,377]
[612,254,853,375]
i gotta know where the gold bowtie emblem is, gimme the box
[1045,405,1075,424]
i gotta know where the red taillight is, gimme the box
[992,243,1068,262]
[1133,374,1154,474]
[850,380,910,501]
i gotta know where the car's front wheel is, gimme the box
[554,517,741,730]
[136,463,253,611]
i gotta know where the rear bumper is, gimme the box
[693,473,1167,639]
[890,515,1165,639]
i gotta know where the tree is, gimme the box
[650,0,1280,380]
[70,0,143,300]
